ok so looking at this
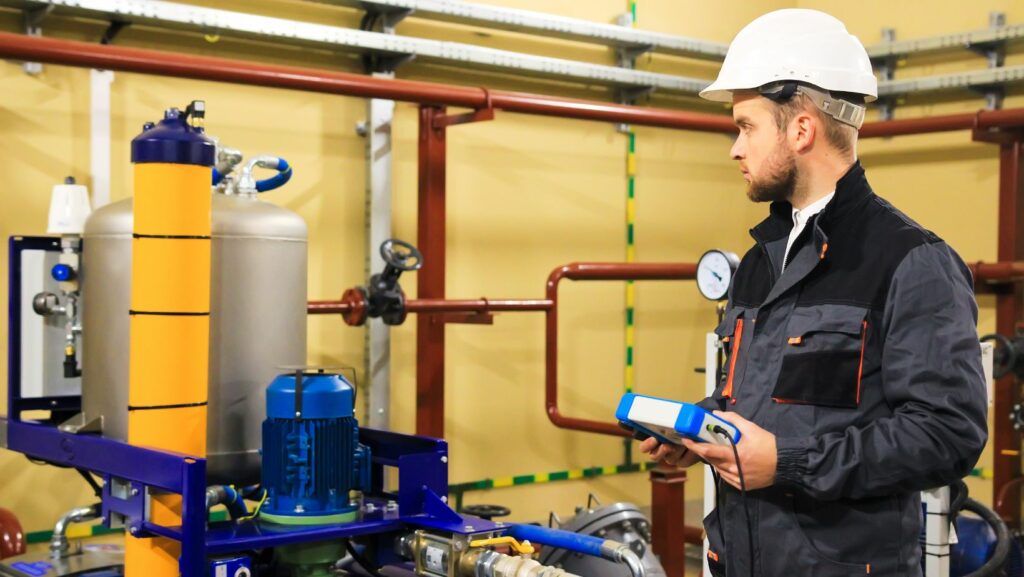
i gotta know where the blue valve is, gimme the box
[51,264,74,282]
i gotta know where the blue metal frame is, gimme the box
[8,236,81,419]
[5,236,503,576]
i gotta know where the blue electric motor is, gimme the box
[260,370,371,525]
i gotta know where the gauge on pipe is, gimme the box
[696,249,740,301]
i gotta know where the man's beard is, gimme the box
[747,146,797,203]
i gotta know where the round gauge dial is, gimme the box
[696,250,740,301]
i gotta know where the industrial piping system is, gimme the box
[4,28,1024,577]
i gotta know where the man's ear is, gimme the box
[790,111,818,153]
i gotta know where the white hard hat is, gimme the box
[700,9,877,104]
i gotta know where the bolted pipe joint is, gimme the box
[473,549,581,577]
[600,541,647,577]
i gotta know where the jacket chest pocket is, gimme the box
[772,305,868,409]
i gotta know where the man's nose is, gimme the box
[730,136,744,160]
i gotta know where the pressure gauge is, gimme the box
[696,250,740,301]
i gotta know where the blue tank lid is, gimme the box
[131,103,215,166]
[267,372,355,420]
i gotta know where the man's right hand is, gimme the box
[639,437,702,468]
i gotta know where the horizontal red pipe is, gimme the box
[308,259,1024,316]
[5,33,1024,137]
[307,298,552,316]
[0,32,735,133]
[860,108,1024,139]
[409,298,553,312]
[545,263,698,437]
[307,300,351,315]
[972,261,1024,281]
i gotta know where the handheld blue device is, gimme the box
[615,393,741,447]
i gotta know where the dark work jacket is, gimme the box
[700,162,988,577]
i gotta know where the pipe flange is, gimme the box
[1012,403,1024,432]
[341,287,368,327]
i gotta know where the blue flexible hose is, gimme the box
[219,486,249,520]
[505,524,605,557]
[255,158,292,192]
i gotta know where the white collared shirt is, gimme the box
[782,191,835,273]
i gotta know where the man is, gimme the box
[640,9,988,577]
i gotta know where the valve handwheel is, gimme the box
[380,239,423,272]
[462,504,511,521]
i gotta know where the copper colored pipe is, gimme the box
[861,108,1024,139]
[409,298,553,313]
[7,33,1024,137]
[545,263,698,437]
[971,261,1024,282]
[0,32,735,133]
[307,298,552,316]
[308,300,352,315]
[685,525,704,546]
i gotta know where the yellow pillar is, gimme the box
[125,104,214,577]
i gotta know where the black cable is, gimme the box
[710,467,727,558]
[76,469,103,498]
[25,456,105,498]
[713,425,754,577]
[345,541,387,577]
[961,497,1011,577]
[25,454,69,468]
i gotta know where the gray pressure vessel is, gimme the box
[79,192,307,484]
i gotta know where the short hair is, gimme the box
[768,93,857,156]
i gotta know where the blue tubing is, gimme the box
[505,524,605,557]
[255,158,292,192]
[220,486,249,519]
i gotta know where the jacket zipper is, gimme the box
[722,318,744,404]
[856,320,868,404]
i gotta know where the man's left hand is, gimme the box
[680,411,777,491]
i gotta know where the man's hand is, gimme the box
[680,411,777,491]
[638,436,702,468]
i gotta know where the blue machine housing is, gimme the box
[261,371,372,522]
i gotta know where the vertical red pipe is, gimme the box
[994,139,1024,524]
[417,106,448,438]
[651,467,688,577]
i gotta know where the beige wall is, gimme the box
[0,0,1018,536]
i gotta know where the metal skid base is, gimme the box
[3,418,498,576]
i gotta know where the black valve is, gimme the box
[361,239,423,326]
[64,346,82,379]
[461,504,511,521]
[982,332,1024,380]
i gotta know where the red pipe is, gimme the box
[545,263,698,437]
[860,108,1024,139]
[0,32,735,134]
[5,33,1024,137]
[989,140,1024,526]
[971,261,1024,282]
[311,258,1024,437]
[309,258,1024,318]
[309,299,552,314]
[409,298,553,312]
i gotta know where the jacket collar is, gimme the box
[749,160,870,245]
